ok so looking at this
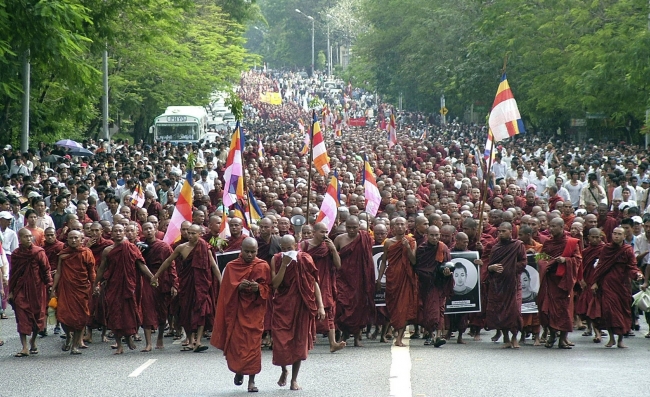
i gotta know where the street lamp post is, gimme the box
[326,14,333,77]
[295,9,314,77]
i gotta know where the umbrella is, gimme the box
[55,139,82,149]
[41,154,62,163]
[68,147,94,157]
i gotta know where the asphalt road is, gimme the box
[0,310,647,397]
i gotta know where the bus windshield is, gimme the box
[156,124,198,141]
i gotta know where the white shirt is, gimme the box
[491,161,507,180]
[529,175,547,197]
[2,227,18,254]
[35,214,55,231]
[635,233,650,267]
[613,185,636,201]
[564,181,583,208]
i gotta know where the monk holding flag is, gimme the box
[485,222,526,349]
[301,222,345,353]
[594,227,643,348]
[211,238,271,393]
[537,218,582,349]
[271,235,325,391]
[334,216,376,346]
[376,217,418,347]
[51,230,95,355]
[152,224,222,352]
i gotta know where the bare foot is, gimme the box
[380,337,387,343]
[330,341,346,353]
[394,341,406,347]
[141,346,152,352]
[114,347,124,355]
[370,332,378,340]
[533,339,541,346]
[511,340,520,349]
[491,331,502,342]
[127,337,137,350]
[473,335,482,341]
[290,380,302,391]
[501,342,512,349]
[605,341,615,348]
[354,337,364,347]
[277,369,288,387]
[102,336,109,343]
[617,343,627,348]
[156,342,164,349]
[457,339,466,344]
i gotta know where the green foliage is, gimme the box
[351,0,650,137]
[225,93,244,121]
[316,50,326,71]
[0,0,254,147]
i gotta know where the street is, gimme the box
[0,310,645,397]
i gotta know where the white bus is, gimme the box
[152,106,209,143]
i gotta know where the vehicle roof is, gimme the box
[161,106,208,119]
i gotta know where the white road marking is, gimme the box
[128,359,157,377]
[389,332,412,397]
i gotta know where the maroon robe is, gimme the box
[485,239,526,332]
[141,239,175,328]
[592,242,640,335]
[537,235,582,332]
[384,237,419,329]
[177,239,215,332]
[575,242,604,318]
[303,240,337,333]
[415,241,451,333]
[597,216,618,242]
[210,256,270,375]
[103,241,145,337]
[56,246,95,330]
[335,231,376,334]
[86,237,113,328]
[43,240,65,276]
[225,234,246,252]
[257,235,280,332]
[271,252,318,366]
[9,245,52,335]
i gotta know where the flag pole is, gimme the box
[305,109,316,216]
[477,54,509,237]
[237,123,253,225]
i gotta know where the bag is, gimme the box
[632,290,650,312]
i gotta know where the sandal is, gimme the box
[558,342,572,349]
[581,331,592,337]
[234,374,244,386]
[545,335,556,349]
[14,352,29,357]
[0,340,4,346]
[593,337,601,343]
[423,338,432,346]
[433,337,446,348]
[0,314,8,319]
[29,348,38,355]
[180,346,193,352]
[193,345,208,353]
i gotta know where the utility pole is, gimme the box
[102,44,110,150]
[21,50,30,153]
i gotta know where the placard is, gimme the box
[215,250,240,272]
[445,251,481,314]
[521,254,540,314]
[372,245,386,306]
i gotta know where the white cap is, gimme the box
[0,211,12,220]
[27,191,41,199]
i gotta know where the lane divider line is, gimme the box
[129,359,157,377]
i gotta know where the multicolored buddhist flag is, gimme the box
[218,211,230,239]
[363,156,381,216]
[315,172,340,233]
[248,190,264,223]
[222,121,246,208]
[163,169,193,244]
[131,182,145,208]
[484,73,525,159]
[312,113,330,176]
[257,135,265,160]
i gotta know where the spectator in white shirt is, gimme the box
[490,153,507,184]
[195,170,214,194]
[612,176,636,201]
[564,170,583,209]
[0,211,18,254]
[529,168,548,198]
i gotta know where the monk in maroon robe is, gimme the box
[576,228,605,342]
[152,224,221,352]
[85,222,113,340]
[95,224,154,354]
[51,231,95,354]
[43,227,64,276]
[8,229,52,357]
[377,217,418,347]
[301,222,345,352]
[271,235,325,391]
[485,222,526,349]
[415,225,452,347]
[140,222,176,351]
[537,218,582,349]
[255,218,280,348]
[593,227,642,348]
[211,238,271,393]
[597,203,619,241]
[333,217,375,346]
[225,217,246,252]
